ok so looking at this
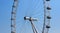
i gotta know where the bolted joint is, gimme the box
[29,17,32,21]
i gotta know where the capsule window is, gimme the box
[11,18,15,20]
[11,25,14,27]
[46,0,50,1]
[12,5,16,8]
[14,0,17,1]
[47,7,51,10]
[24,17,26,20]
[46,25,50,28]
[11,12,16,14]
[11,31,15,33]
[47,16,51,19]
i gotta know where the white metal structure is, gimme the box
[11,0,18,33]
[10,0,51,33]
[24,16,38,33]
[42,0,51,33]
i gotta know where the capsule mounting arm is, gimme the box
[24,16,38,21]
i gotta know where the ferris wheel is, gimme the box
[11,0,51,33]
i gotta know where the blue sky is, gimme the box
[0,0,60,33]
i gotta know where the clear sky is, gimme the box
[0,0,60,33]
